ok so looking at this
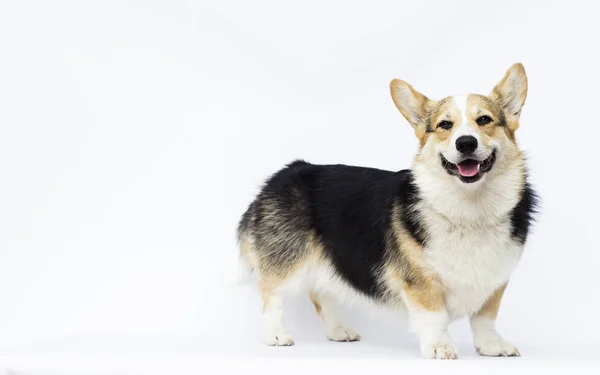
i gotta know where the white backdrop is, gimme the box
[1,0,600,373]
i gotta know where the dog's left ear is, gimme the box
[490,63,528,129]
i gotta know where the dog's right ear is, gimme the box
[390,79,431,129]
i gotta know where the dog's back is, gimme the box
[238,160,418,299]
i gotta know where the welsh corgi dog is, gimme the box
[237,63,537,359]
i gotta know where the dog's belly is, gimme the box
[424,218,523,317]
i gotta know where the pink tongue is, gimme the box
[457,161,479,177]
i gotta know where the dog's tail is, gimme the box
[235,208,257,285]
[236,220,256,285]
[235,235,257,285]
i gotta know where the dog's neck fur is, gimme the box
[411,154,526,227]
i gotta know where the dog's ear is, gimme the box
[490,63,528,129]
[390,79,432,129]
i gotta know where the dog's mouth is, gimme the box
[440,149,497,183]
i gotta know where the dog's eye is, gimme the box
[438,120,453,130]
[476,115,493,126]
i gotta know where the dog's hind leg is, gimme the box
[308,289,360,342]
[260,280,294,346]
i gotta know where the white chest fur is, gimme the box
[411,155,526,317]
[422,208,523,317]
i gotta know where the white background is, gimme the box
[1,0,600,373]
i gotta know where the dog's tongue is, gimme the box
[457,160,479,177]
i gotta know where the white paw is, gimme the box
[326,327,361,342]
[475,339,520,357]
[263,330,294,346]
[421,341,459,359]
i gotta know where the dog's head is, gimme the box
[390,64,527,188]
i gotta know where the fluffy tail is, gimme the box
[235,229,256,285]
[236,201,258,285]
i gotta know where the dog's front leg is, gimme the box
[470,283,520,357]
[402,283,458,359]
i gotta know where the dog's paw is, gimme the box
[326,327,361,342]
[475,339,520,357]
[263,330,294,346]
[421,341,459,359]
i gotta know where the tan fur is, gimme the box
[428,98,460,142]
[415,126,428,148]
[474,283,507,320]
[383,204,445,311]
[308,289,322,315]
[402,279,445,312]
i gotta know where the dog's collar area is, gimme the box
[440,149,497,183]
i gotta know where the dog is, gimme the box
[237,63,537,359]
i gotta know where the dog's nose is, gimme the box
[455,135,478,154]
